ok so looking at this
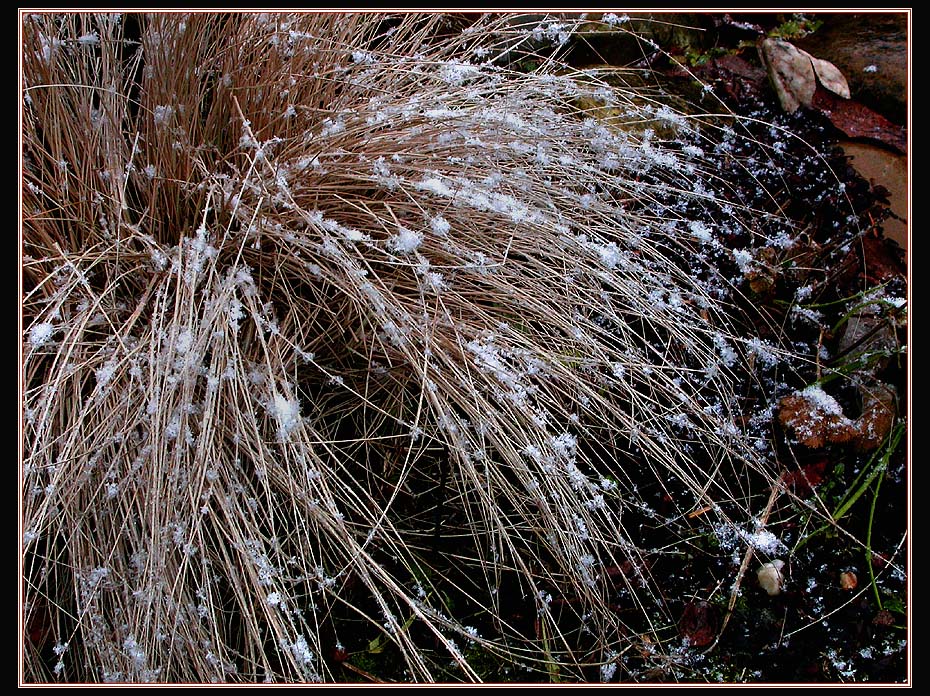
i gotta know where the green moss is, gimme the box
[769,16,824,40]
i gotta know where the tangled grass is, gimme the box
[22,12,837,683]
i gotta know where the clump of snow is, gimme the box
[602,13,630,26]
[438,61,481,86]
[746,337,779,369]
[798,384,844,417]
[532,22,570,46]
[733,249,753,274]
[95,357,119,389]
[791,304,823,325]
[714,521,787,563]
[416,174,455,198]
[153,105,175,127]
[320,118,345,137]
[689,220,714,244]
[283,635,315,666]
[595,242,623,269]
[746,529,784,555]
[389,226,423,254]
[270,392,301,440]
[29,322,56,347]
[175,329,193,355]
[430,215,450,236]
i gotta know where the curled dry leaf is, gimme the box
[779,382,896,452]
[744,246,779,295]
[778,389,858,449]
[855,382,896,452]
[809,55,850,99]
[837,308,898,377]
[759,38,850,113]
[757,559,786,596]
[759,39,815,112]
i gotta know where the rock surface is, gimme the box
[795,12,907,125]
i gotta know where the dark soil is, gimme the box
[559,12,908,683]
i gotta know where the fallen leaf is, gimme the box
[759,38,851,113]
[839,570,858,591]
[779,392,858,449]
[859,236,906,284]
[833,236,906,296]
[855,382,896,452]
[838,309,897,367]
[678,601,718,647]
[811,89,907,153]
[746,268,776,295]
[759,38,815,112]
[757,560,786,596]
[809,55,850,98]
[744,245,779,295]
[784,458,828,496]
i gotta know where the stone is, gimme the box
[795,13,907,125]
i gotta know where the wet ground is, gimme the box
[840,141,907,251]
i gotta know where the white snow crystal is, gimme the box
[799,384,844,417]
[29,322,56,347]
[430,215,450,236]
[389,226,423,254]
[271,392,301,440]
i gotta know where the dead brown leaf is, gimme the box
[784,458,828,496]
[855,383,897,452]
[809,55,850,99]
[779,393,858,449]
[678,601,718,648]
[811,88,907,154]
[839,570,858,591]
[759,38,850,113]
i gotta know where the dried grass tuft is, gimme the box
[23,12,824,683]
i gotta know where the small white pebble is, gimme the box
[757,559,786,596]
